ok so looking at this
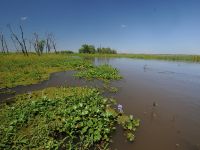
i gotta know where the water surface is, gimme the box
[1,58,200,150]
[95,58,200,150]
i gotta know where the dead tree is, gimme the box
[4,36,9,53]
[19,25,28,55]
[7,24,28,55]
[33,33,40,55]
[11,36,19,52]
[0,32,9,53]
[45,33,51,53]
[52,41,57,53]
[0,33,5,53]
[29,40,32,52]
[50,34,57,53]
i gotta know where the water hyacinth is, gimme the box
[0,87,139,149]
[75,64,122,81]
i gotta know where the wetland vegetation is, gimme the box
[0,87,139,149]
[1,1,200,149]
[0,54,92,88]
[76,53,200,63]
[0,53,140,149]
[1,51,200,149]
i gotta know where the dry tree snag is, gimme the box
[52,40,57,53]
[33,33,46,55]
[33,33,40,55]
[7,24,28,55]
[19,25,28,55]
[45,33,51,53]
[4,36,9,53]
[0,33,9,53]
[50,34,57,53]
[11,36,19,52]
[29,40,32,52]
[45,33,57,53]
[0,33,5,53]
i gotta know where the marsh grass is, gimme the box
[0,87,139,149]
[0,54,92,88]
[76,53,200,62]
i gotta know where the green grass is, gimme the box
[0,87,139,149]
[75,53,200,62]
[75,64,122,81]
[0,53,92,88]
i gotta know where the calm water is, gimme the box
[95,58,200,150]
[0,58,200,150]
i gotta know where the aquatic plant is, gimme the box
[75,64,122,81]
[0,87,139,149]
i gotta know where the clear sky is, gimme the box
[0,0,200,54]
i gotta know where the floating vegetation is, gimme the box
[103,83,118,93]
[75,64,122,81]
[0,87,139,149]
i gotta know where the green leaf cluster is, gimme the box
[0,87,139,149]
[75,64,122,81]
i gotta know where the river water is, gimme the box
[95,57,200,150]
[0,57,200,150]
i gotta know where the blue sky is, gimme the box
[0,0,200,54]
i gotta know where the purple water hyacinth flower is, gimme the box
[117,104,123,113]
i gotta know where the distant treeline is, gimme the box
[79,44,117,54]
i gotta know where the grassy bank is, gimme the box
[0,53,124,88]
[76,53,200,62]
[0,54,92,88]
[0,87,139,149]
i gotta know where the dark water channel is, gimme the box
[0,71,103,102]
[1,57,200,150]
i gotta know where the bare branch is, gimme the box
[0,33,5,53]
[19,25,28,55]
[11,35,19,52]
[7,24,26,55]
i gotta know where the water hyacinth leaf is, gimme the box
[126,132,135,142]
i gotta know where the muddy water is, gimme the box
[95,58,200,150]
[0,71,103,103]
[1,58,200,150]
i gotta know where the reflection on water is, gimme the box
[94,57,111,65]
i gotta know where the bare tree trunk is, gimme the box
[52,41,57,53]
[45,33,51,53]
[7,24,26,55]
[33,33,40,55]
[4,37,9,53]
[19,25,28,55]
[0,33,5,53]
[11,36,19,52]
[46,38,49,53]
[50,34,57,53]
[29,40,32,52]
